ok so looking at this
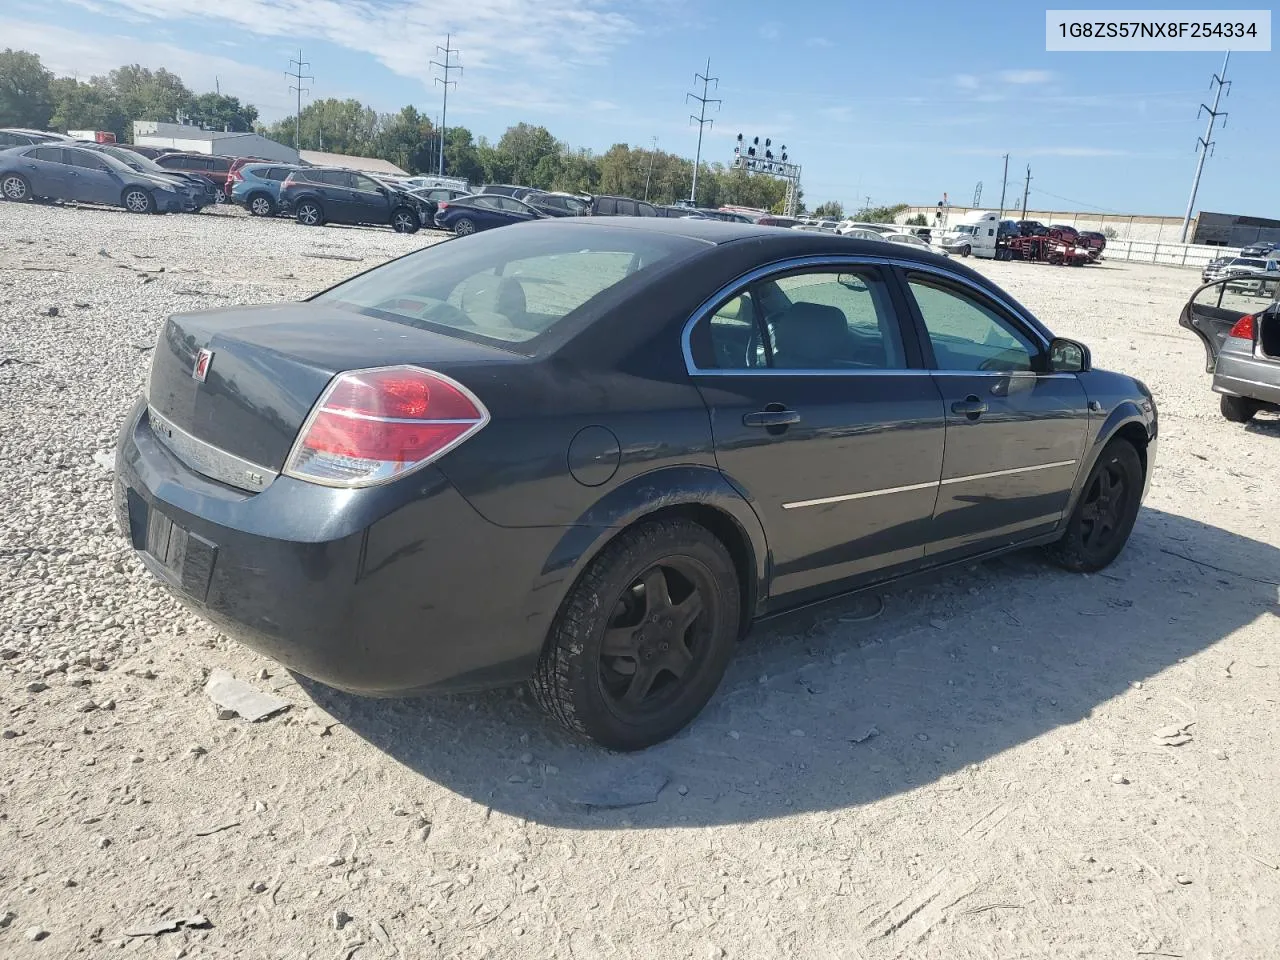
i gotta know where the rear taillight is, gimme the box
[437,201,449,211]
[1228,315,1255,340]
[283,366,488,488]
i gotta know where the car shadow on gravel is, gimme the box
[300,506,1279,829]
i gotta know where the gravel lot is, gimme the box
[1,202,1278,960]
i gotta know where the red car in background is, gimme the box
[153,153,268,200]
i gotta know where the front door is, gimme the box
[65,148,120,205]
[900,271,1090,556]
[349,173,391,225]
[689,262,946,600]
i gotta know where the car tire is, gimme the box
[1049,438,1144,573]
[122,188,155,215]
[1220,394,1260,423]
[391,206,420,234]
[453,217,476,236]
[295,201,323,227]
[248,193,275,217]
[959,244,971,257]
[531,518,741,751]
[1,173,32,201]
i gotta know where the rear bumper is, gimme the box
[1213,352,1280,405]
[113,399,566,695]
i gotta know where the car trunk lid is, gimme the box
[145,302,518,482]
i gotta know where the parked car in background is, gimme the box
[0,143,187,213]
[230,162,303,217]
[756,215,800,228]
[223,156,275,200]
[1240,241,1276,258]
[114,218,1155,750]
[1078,230,1107,262]
[403,175,470,193]
[1202,256,1233,283]
[586,195,660,217]
[433,193,545,235]
[478,184,526,198]
[1220,256,1280,281]
[0,128,72,148]
[79,142,218,210]
[836,221,894,236]
[154,153,236,200]
[279,167,426,232]
[519,190,591,218]
[1179,274,1280,422]
[880,230,950,257]
[406,186,474,226]
[1017,220,1049,237]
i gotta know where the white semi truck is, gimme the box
[937,210,1002,258]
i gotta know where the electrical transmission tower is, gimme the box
[686,59,720,203]
[972,181,983,207]
[286,51,312,152]
[431,35,462,177]
[1180,52,1230,243]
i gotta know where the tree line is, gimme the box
[2,48,919,215]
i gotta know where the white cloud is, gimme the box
[999,69,1054,84]
[57,0,638,103]
[0,18,296,117]
[805,36,833,48]
[954,74,980,90]
[759,22,780,40]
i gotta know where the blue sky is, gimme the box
[3,0,1272,215]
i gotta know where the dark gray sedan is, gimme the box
[0,143,187,213]
[114,219,1157,750]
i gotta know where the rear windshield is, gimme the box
[312,226,704,346]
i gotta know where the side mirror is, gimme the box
[1048,337,1090,373]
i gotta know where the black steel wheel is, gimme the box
[1220,394,1260,423]
[532,518,740,751]
[1,173,31,201]
[1049,439,1143,572]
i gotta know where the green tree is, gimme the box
[186,92,257,131]
[0,49,54,128]
[105,65,193,123]
[813,201,845,219]
[495,122,559,187]
[905,212,928,226]
[49,77,127,137]
[856,202,909,223]
[442,127,484,182]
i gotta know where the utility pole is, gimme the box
[1021,164,1032,219]
[997,153,1009,219]
[644,136,658,202]
[431,35,461,177]
[286,51,312,153]
[686,59,720,203]
[1180,51,1230,243]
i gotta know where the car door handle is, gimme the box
[951,396,988,419]
[743,409,801,428]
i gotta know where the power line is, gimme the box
[1029,186,1122,214]
[1180,52,1230,243]
[286,50,312,153]
[686,58,720,203]
[431,34,462,177]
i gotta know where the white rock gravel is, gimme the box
[1,201,1279,958]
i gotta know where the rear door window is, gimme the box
[28,146,65,163]
[209,157,231,173]
[596,197,618,216]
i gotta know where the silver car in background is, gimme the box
[1179,274,1280,423]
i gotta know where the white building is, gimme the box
[132,122,298,162]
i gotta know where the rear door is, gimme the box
[21,145,68,195]
[349,173,391,224]
[688,259,946,600]
[1181,276,1280,371]
[900,270,1089,557]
